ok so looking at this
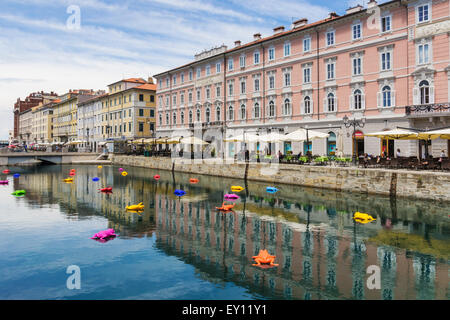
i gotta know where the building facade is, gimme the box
[154,0,450,158]
[31,100,60,145]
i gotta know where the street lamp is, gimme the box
[343,115,366,165]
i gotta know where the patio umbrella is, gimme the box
[224,133,260,143]
[365,128,419,140]
[280,129,329,142]
[155,137,169,144]
[257,132,286,143]
[131,138,145,144]
[417,128,450,140]
[166,136,183,144]
[179,136,209,145]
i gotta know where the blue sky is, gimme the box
[0,0,385,139]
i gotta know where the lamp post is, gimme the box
[343,115,366,165]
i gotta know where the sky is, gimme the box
[0,0,387,140]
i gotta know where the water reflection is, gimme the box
[4,164,449,300]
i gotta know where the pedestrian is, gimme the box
[396,148,401,158]
[439,149,446,169]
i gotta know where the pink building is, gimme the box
[154,0,450,158]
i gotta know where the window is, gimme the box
[180,93,184,104]
[240,104,246,120]
[269,101,275,117]
[352,23,362,40]
[206,108,210,123]
[284,42,291,57]
[326,31,335,46]
[196,68,201,78]
[268,47,275,61]
[417,4,429,23]
[139,122,144,132]
[353,89,363,110]
[303,67,311,83]
[216,107,221,121]
[382,86,392,107]
[228,59,234,71]
[254,103,260,118]
[283,99,291,115]
[196,109,201,122]
[284,72,291,87]
[240,55,246,68]
[327,62,335,80]
[166,78,169,87]
[254,51,260,64]
[129,109,131,117]
[303,96,311,114]
[129,122,132,132]
[216,86,221,97]
[173,95,177,105]
[139,109,144,116]
[196,90,201,101]
[181,73,184,83]
[228,83,234,96]
[303,37,311,52]
[173,75,177,85]
[159,79,163,89]
[228,106,234,120]
[173,112,176,125]
[150,95,154,103]
[418,43,430,64]
[180,111,184,124]
[189,110,193,123]
[166,113,169,124]
[327,93,335,112]
[419,80,430,104]
[353,57,362,75]
[189,71,193,81]
[254,78,260,92]
[150,109,155,117]
[240,80,246,94]
[381,51,391,70]
[269,75,275,89]
[206,88,210,99]
[188,92,193,103]
[216,62,221,73]
[206,65,211,76]
[381,15,391,32]
[139,94,144,102]
[159,114,162,125]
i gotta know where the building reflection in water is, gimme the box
[15,165,449,300]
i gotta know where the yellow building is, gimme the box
[53,89,102,144]
[31,99,60,145]
[96,78,156,147]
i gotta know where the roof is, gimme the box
[134,83,157,91]
[153,0,400,77]
[77,93,108,106]
[108,78,147,86]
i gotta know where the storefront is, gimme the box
[327,132,336,156]
[353,130,364,157]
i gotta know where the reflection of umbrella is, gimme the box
[179,136,209,145]
[365,128,419,140]
[417,128,450,140]
[280,129,329,142]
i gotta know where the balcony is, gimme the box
[405,103,450,117]
[188,121,224,129]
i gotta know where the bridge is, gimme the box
[0,152,110,166]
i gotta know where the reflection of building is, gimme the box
[154,0,450,158]
[155,192,449,300]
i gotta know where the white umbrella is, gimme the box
[180,136,209,145]
[257,132,286,143]
[365,128,419,140]
[417,128,450,140]
[224,133,260,142]
[280,129,329,142]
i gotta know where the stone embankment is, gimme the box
[111,155,450,202]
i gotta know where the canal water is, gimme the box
[0,164,448,300]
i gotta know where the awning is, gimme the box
[417,128,450,140]
[365,129,419,140]
[280,129,329,142]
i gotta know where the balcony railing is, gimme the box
[188,121,224,129]
[405,103,450,116]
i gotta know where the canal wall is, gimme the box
[111,155,450,202]
[0,152,101,165]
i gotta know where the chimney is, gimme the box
[346,5,363,14]
[327,12,339,19]
[147,77,154,84]
[234,40,241,47]
[253,33,261,40]
[273,26,285,34]
[292,18,308,29]
[368,0,377,8]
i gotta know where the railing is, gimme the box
[188,121,224,129]
[405,103,450,116]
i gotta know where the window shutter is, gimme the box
[413,87,419,105]
[335,97,338,111]
[430,86,435,103]
[324,97,328,112]
[377,92,382,108]
[301,100,305,115]
[391,90,396,107]
[361,94,366,109]
[310,99,314,114]
[349,95,354,110]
